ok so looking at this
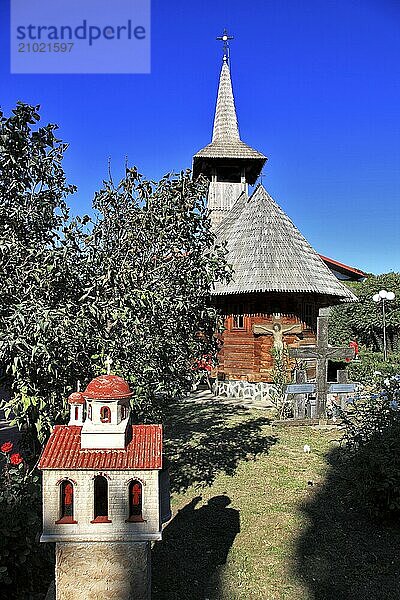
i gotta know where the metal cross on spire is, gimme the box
[216,28,234,63]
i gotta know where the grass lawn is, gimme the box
[152,397,400,600]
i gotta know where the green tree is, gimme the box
[0,103,229,450]
[329,273,400,351]
[0,102,86,453]
[78,167,229,419]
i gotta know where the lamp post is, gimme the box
[372,290,395,360]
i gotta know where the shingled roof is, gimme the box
[193,58,266,182]
[212,185,357,302]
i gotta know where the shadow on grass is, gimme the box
[162,397,277,493]
[152,495,239,600]
[295,445,400,599]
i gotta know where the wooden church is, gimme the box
[193,47,357,400]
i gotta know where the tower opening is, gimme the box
[216,166,241,183]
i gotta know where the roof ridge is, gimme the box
[319,254,367,277]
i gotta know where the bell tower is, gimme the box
[193,31,267,228]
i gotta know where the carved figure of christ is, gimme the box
[253,321,302,353]
[289,316,354,417]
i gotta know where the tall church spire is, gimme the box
[212,58,240,142]
[193,36,267,227]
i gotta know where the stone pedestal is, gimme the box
[55,541,151,600]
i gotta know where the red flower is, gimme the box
[1,442,13,453]
[10,453,23,465]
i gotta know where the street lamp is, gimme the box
[372,289,396,360]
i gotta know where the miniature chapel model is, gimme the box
[40,375,171,600]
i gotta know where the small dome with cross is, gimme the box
[83,375,133,401]
[80,375,133,449]
[68,392,85,405]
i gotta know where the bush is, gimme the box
[0,444,53,599]
[270,348,293,419]
[340,375,400,520]
[347,349,400,386]
[328,272,400,351]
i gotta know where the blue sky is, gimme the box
[1,0,399,274]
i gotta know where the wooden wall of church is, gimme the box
[214,292,321,383]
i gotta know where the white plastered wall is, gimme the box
[41,468,161,543]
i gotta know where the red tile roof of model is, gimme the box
[39,425,163,470]
[83,375,134,400]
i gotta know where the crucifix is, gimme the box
[253,321,302,353]
[289,316,354,417]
